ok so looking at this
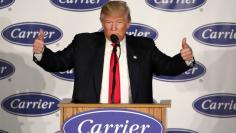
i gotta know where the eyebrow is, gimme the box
[104,18,126,22]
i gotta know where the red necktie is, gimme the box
[108,44,120,104]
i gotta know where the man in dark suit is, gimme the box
[33,1,194,103]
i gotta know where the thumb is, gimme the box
[182,37,188,49]
[38,29,44,42]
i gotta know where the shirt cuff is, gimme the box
[185,58,195,67]
[34,53,43,61]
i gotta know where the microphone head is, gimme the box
[110,34,119,44]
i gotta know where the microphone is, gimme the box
[110,34,120,47]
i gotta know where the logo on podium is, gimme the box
[63,109,163,133]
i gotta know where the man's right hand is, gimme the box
[33,29,44,54]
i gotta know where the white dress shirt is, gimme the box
[99,37,132,103]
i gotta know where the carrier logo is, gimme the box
[0,0,15,9]
[63,109,163,133]
[193,93,236,118]
[50,0,108,11]
[51,69,74,81]
[193,22,236,47]
[1,22,63,46]
[0,130,8,133]
[127,23,158,40]
[154,61,206,82]
[1,92,61,116]
[0,59,15,80]
[145,0,206,12]
[167,128,198,133]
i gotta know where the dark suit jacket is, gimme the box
[34,32,191,103]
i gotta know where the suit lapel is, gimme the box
[126,35,141,102]
[93,32,105,101]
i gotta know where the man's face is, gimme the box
[101,15,130,41]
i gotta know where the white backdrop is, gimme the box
[1,0,236,133]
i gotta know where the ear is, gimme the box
[126,21,131,30]
[100,19,105,27]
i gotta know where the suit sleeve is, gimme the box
[33,35,78,72]
[150,40,191,76]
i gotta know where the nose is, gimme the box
[111,23,117,31]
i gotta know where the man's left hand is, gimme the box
[180,38,193,61]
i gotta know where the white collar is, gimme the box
[105,36,126,47]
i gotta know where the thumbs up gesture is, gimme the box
[33,29,45,54]
[180,38,193,61]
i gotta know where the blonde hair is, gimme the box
[100,1,131,21]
